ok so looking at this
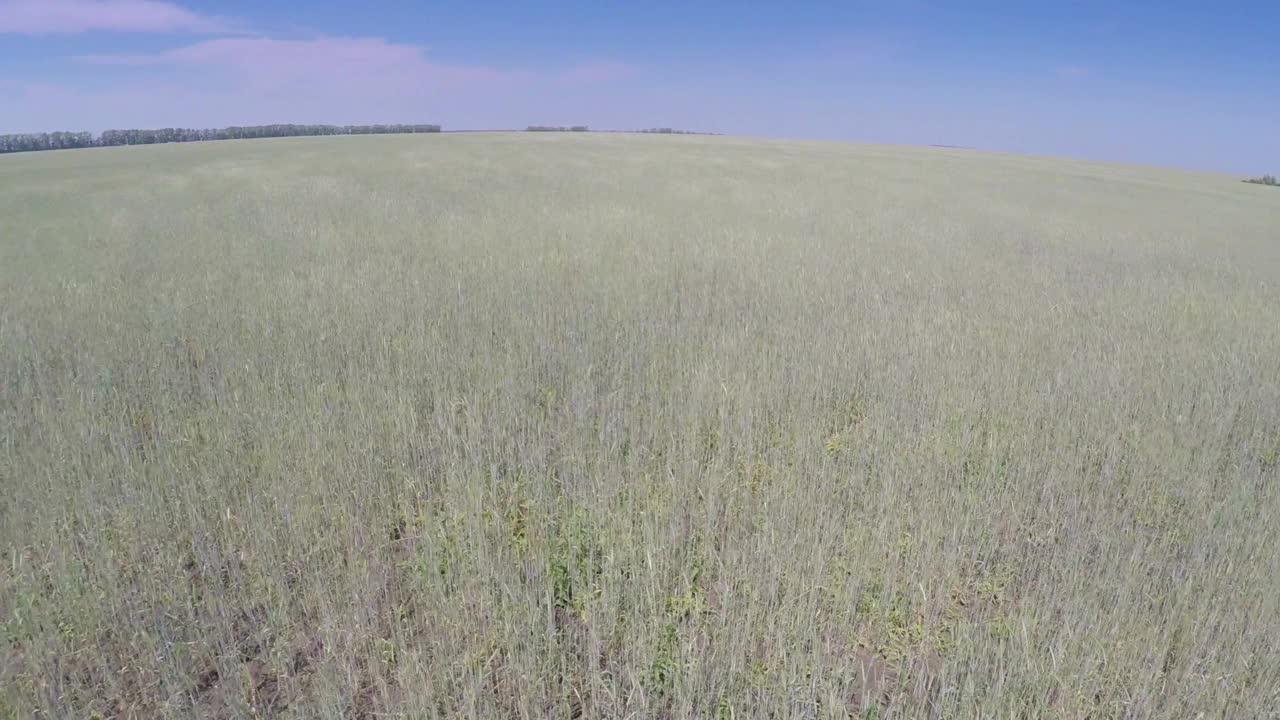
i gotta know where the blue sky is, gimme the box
[1,0,1276,172]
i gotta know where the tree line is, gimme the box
[0,124,442,155]
[635,128,708,134]
[0,123,724,155]
[525,126,714,135]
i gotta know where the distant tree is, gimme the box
[633,128,715,135]
[0,123,441,155]
[1245,174,1278,187]
[0,133,52,152]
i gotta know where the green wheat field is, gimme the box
[2,133,1279,718]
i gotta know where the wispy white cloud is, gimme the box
[75,36,633,90]
[0,0,238,35]
[75,36,536,98]
[81,36,434,71]
[16,35,640,132]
